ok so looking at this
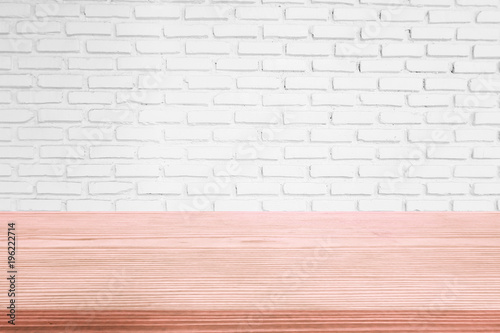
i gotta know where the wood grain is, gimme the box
[1,212,499,332]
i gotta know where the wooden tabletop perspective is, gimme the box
[1,212,499,332]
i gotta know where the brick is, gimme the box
[36,4,79,17]
[313,93,356,106]
[359,199,403,211]
[263,200,306,212]
[116,23,162,37]
[135,5,181,19]
[286,8,329,20]
[0,182,33,194]
[18,57,63,70]
[0,127,10,140]
[331,147,375,160]
[410,27,454,41]
[474,148,500,159]
[214,128,258,141]
[453,61,497,74]
[264,25,309,39]
[236,7,282,20]
[362,27,406,40]
[0,39,32,53]
[286,42,331,56]
[38,75,83,88]
[66,22,112,36]
[284,112,329,124]
[263,165,305,178]
[311,164,355,178]
[214,93,259,106]
[332,112,375,125]
[407,200,449,212]
[185,6,232,20]
[18,200,61,211]
[334,8,378,21]
[0,4,31,17]
[68,127,114,141]
[311,129,354,142]
[19,127,63,141]
[68,58,114,70]
[116,200,164,212]
[360,60,404,73]
[358,129,403,142]
[334,77,377,90]
[335,43,379,57]
[283,183,327,195]
[139,146,183,159]
[285,77,330,90]
[167,58,211,71]
[425,78,467,91]
[427,183,470,195]
[239,42,282,55]
[458,28,499,41]
[312,26,356,40]
[40,145,85,159]
[18,164,64,177]
[455,166,496,178]
[473,45,500,58]
[0,75,32,88]
[312,200,357,212]
[187,147,234,160]
[237,76,281,89]
[214,25,258,38]
[427,44,469,57]
[379,183,422,195]
[69,92,113,105]
[236,183,280,195]
[427,147,470,160]
[38,39,79,53]
[453,200,495,212]
[0,146,34,159]
[331,183,374,195]
[382,44,425,57]
[165,165,210,178]
[285,146,328,159]
[85,5,131,18]
[216,201,261,211]
[408,166,451,178]
[90,146,135,159]
[87,40,131,54]
[456,129,496,142]
[67,165,112,177]
[263,59,307,72]
[17,21,61,34]
[67,200,113,211]
[18,91,63,104]
[477,11,500,23]
[381,9,426,22]
[429,10,473,23]
[407,60,451,73]
[186,41,230,54]
[117,165,161,178]
[37,182,81,195]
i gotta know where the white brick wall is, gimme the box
[0,0,499,211]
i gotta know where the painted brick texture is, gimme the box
[0,0,499,211]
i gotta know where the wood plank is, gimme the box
[1,212,499,331]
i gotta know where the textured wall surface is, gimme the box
[0,0,499,211]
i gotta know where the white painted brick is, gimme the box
[334,77,377,90]
[140,110,184,124]
[236,183,280,195]
[0,164,11,176]
[38,39,79,53]
[331,183,374,195]
[235,111,279,124]
[68,58,114,70]
[312,200,357,211]
[164,25,209,38]
[116,165,161,178]
[236,7,282,20]
[360,93,405,107]
[0,199,12,211]
[165,165,210,178]
[18,164,64,177]
[284,183,327,195]
[453,200,495,212]
[285,77,330,90]
[69,92,113,105]
[0,182,32,194]
[89,76,135,89]
[473,45,500,58]
[410,27,454,41]
[188,111,233,124]
[0,23,8,35]
[116,23,162,37]
[311,129,355,142]
[427,182,470,195]
[380,78,423,91]
[429,11,473,23]
[38,75,83,89]
[117,57,163,71]
[87,40,131,54]
[0,4,31,18]
[312,59,356,72]
[331,147,375,160]
[238,76,281,89]
[408,166,451,179]
[360,60,404,73]
[19,127,63,141]
[379,183,422,195]
[408,94,450,107]
[470,79,500,93]
[0,39,32,53]
[334,8,378,21]
[264,25,309,39]
[477,11,500,23]
[263,59,307,72]
[263,200,306,211]
[239,42,282,55]
[453,61,497,74]
[407,60,450,73]
[18,200,61,211]
[216,200,261,211]
[285,146,328,159]
[116,200,163,212]
[37,182,81,195]
[17,21,61,35]
[458,28,499,41]
[382,44,425,58]
[381,9,426,22]
[186,41,230,54]
[167,58,211,71]
[410,0,453,5]
[311,165,355,178]
[66,22,112,36]
[165,128,210,141]
[313,93,356,106]
[335,43,379,57]
[427,44,470,57]
[217,59,259,71]
[286,8,329,20]
[185,6,232,20]
[0,128,10,141]
[0,146,34,159]
[263,128,307,141]
[332,112,375,125]
[0,75,32,88]
[67,165,112,178]
[358,129,403,142]
[85,5,131,18]
[407,200,449,212]
[138,182,183,195]
[379,147,424,160]
[456,129,496,142]
[286,42,331,56]
[214,165,259,178]
[455,166,496,178]
[362,28,406,40]
[67,200,113,211]
[263,165,305,178]
[90,146,135,159]
[135,5,181,19]
[263,93,307,106]
[214,25,258,38]
[139,146,183,159]
[427,147,470,160]
[474,148,500,159]
[188,147,234,160]
[214,128,258,141]
[312,26,356,40]
[425,78,467,91]
[359,199,403,211]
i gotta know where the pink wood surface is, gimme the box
[1,212,499,332]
